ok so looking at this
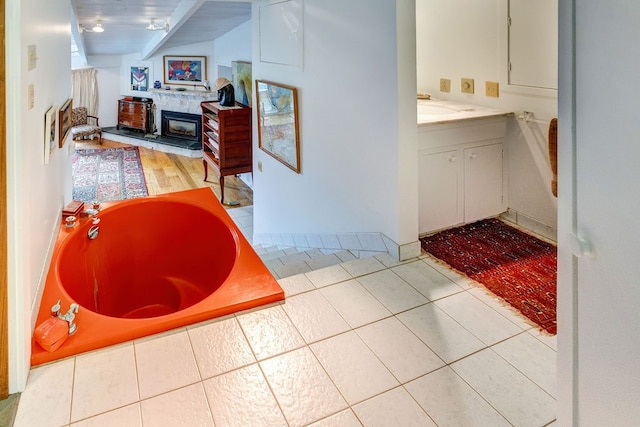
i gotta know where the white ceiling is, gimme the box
[71,0,252,61]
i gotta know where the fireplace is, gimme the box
[161,110,201,141]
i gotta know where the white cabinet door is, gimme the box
[419,149,460,233]
[464,143,503,223]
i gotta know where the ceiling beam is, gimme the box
[141,0,206,60]
[70,6,88,66]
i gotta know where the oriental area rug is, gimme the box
[420,218,557,335]
[72,147,149,203]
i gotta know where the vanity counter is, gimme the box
[417,99,512,125]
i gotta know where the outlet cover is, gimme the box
[485,81,499,97]
[439,78,451,92]
[461,78,474,94]
[28,84,34,110]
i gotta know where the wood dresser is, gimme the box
[117,98,155,133]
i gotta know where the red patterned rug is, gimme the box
[420,218,557,334]
[72,147,148,203]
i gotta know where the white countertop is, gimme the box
[417,99,512,125]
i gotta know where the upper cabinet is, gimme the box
[508,0,558,90]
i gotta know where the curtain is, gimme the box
[72,68,98,116]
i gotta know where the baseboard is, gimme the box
[500,209,557,242]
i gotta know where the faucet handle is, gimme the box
[69,303,80,314]
[51,299,61,317]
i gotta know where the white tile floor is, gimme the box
[14,208,557,427]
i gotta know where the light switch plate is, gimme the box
[439,78,451,92]
[461,78,474,94]
[485,81,499,97]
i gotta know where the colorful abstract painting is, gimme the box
[163,56,207,86]
[130,66,149,91]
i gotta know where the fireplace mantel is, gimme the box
[149,88,217,115]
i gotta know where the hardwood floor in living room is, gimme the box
[75,139,253,207]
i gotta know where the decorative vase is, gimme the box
[153,80,161,89]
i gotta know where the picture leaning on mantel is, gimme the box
[256,80,300,173]
[232,61,252,107]
[163,55,207,86]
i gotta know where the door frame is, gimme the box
[1,0,9,400]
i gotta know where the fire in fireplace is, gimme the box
[161,110,202,141]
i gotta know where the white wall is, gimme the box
[416,0,558,236]
[6,0,73,392]
[251,0,418,252]
[213,20,252,76]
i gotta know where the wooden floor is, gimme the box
[75,139,253,208]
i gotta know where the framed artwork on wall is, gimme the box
[163,55,207,86]
[130,66,150,91]
[44,105,58,164]
[232,61,252,107]
[58,98,72,147]
[256,80,300,173]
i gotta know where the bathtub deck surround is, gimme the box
[31,188,284,366]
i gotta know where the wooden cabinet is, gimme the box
[419,142,504,234]
[117,99,155,133]
[201,101,252,204]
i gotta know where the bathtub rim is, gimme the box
[53,195,241,320]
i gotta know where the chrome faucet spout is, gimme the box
[88,224,100,240]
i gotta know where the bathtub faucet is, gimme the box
[51,300,80,335]
[82,201,101,225]
[82,208,100,224]
[83,202,100,239]
[87,224,100,240]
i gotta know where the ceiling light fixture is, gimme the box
[92,21,105,32]
[146,20,169,32]
[80,20,105,33]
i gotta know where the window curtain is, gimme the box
[71,68,98,116]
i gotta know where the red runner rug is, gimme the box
[420,218,557,334]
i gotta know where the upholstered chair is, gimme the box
[71,107,102,144]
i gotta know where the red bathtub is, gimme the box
[31,188,284,366]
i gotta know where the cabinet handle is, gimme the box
[469,152,477,159]
[449,156,456,162]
